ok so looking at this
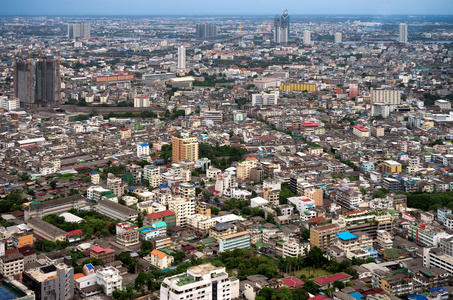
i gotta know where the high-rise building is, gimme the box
[172,136,199,163]
[335,32,342,44]
[273,17,288,44]
[196,23,217,39]
[177,46,186,72]
[349,84,358,100]
[14,58,59,109]
[399,23,408,43]
[371,88,402,105]
[67,22,90,39]
[281,9,290,38]
[304,30,311,45]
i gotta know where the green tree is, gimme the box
[50,181,57,189]
[304,280,319,294]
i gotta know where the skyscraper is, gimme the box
[196,24,217,39]
[335,32,342,44]
[177,46,186,72]
[399,23,408,43]
[273,17,288,44]
[172,136,199,163]
[14,58,59,109]
[281,9,290,38]
[304,30,311,45]
[67,22,90,40]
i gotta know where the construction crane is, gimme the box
[240,22,242,36]
[58,49,61,107]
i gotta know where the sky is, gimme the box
[2,0,453,16]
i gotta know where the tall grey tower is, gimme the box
[281,9,290,38]
[399,23,408,43]
[67,23,90,40]
[273,17,288,44]
[14,58,59,109]
[177,46,186,72]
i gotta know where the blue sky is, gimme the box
[2,0,453,15]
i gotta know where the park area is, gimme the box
[293,267,333,279]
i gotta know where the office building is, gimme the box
[196,23,217,39]
[177,46,186,72]
[67,22,90,39]
[281,9,290,37]
[303,30,311,45]
[273,17,288,44]
[96,266,122,296]
[14,58,59,109]
[23,263,74,300]
[353,125,370,138]
[335,32,342,44]
[382,160,402,174]
[160,263,234,300]
[219,231,250,253]
[172,136,199,163]
[399,23,408,43]
[371,88,401,105]
[134,96,150,107]
[252,92,278,106]
[0,97,20,111]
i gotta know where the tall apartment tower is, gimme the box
[196,24,217,39]
[273,17,288,44]
[67,22,90,39]
[14,58,59,109]
[172,136,199,163]
[399,23,408,43]
[177,46,186,72]
[335,32,342,44]
[304,30,312,45]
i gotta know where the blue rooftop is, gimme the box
[139,143,149,147]
[348,292,363,300]
[154,221,167,228]
[85,264,94,270]
[337,231,358,241]
[91,170,98,174]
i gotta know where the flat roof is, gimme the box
[337,231,358,241]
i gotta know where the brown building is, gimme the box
[250,167,264,182]
[172,136,199,163]
[89,246,115,264]
[310,223,343,252]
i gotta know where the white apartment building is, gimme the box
[160,264,233,300]
[0,252,24,276]
[137,143,150,157]
[282,239,310,258]
[87,186,112,202]
[96,266,122,296]
[187,214,216,233]
[371,89,401,105]
[0,97,20,111]
[134,96,150,108]
[251,92,278,106]
[168,197,195,226]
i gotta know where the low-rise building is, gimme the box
[145,249,174,270]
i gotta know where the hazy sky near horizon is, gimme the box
[2,0,453,16]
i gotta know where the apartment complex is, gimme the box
[96,266,122,296]
[160,263,233,300]
[168,197,195,226]
[236,157,258,180]
[0,252,24,276]
[172,136,199,163]
[310,223,343,252]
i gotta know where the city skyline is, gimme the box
[2,0,453,16]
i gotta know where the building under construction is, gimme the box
[14,57,60,109]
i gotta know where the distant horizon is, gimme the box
[2,0,453,16]
[2,14,453,17]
